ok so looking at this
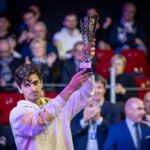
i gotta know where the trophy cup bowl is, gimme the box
[80,15,99,71]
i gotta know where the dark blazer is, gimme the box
[60,57,77,84]
[106,73,138,103]
[103,120,150,150]
[101,101,121,125]
[108,20,146,49]
[71,101,120,150]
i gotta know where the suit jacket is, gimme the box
[106,73,138,103]
[103,120,150,150]
[71,101,120,150]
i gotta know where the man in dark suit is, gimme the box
[104,97,150,150]
[60,41,96,87]
[71,75,120,150]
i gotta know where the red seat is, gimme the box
[95,49,114,63]
[121,49,146,65]
[125,62,150,77]
[134,77,150,99]
[96,63,110,79]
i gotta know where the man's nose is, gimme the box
[30,84,36,91]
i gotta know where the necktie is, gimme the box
[134,123,141,150]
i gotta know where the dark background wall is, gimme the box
[4,0,150,38]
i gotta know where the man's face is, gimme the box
[19,74,43,102]
[123,5,136,22]
[73,44,84,62]
[144,93,150,114]
[31,43,46,58]
[130,101,145,123]
[32,24,46,39]
[0,40,11,58]
[93,82,106,102]
[112,59,125,75]
[23,13,37,27]
[63,15,77,30]
[0,18,10,31]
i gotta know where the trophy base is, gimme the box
[79,62,92,72]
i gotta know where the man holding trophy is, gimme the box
[9,15,99,150]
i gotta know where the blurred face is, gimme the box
[112,58,125,75]
[93,82,106,102]
[7,38,17,50]
[23,12,37,27]
[31,42,46,58]
[123,5,136,22]
[0,18,10,31]
[0,40,11,58]
[87,8,98,16]
[73,44,84,62]
[63,15,77,30]
[29,5,41,20]
[32,24,46,39]
[144,92,150,114]
[19,74,43,102]
[128,100,145,123]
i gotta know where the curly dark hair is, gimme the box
[14,63,42,87]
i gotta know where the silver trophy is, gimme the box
[80,15,99,71]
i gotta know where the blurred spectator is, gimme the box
[104,98,150,150]
[71,75,120,150]
[0,38,23,92]
[106,54,138,118]
[21,21,58,59]
[60,41,93,85]
[0,14,10,38]
[7,34,22,59]
[18,9,37,45]
[29,38,59,91]
[108,2,147,54]
[29,5,42,21]
[0,125,16,150]
[86,7,112,50]
[53,13,82,60]
[144,91,150,115]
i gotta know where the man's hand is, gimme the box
[116,83,126,94]
[59,69,93,101]
[141,114,150,127]
[83,102,100,123]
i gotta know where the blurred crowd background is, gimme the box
[0,0,150,149]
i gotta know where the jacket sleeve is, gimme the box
[9,96,65,137]
[64,75,95,121]
[103,126,117,150]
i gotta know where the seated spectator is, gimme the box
[60,41,91,85]
[21,21,57,59]
[0,14,10,38]
[0,38,23,92]
[71,75,120,150]
[104,97,150,150]
[106,54,138,118]
[53,13,82,60]
[29,38,58,91]
[18,9,37,45]
[108,2,147,54]
[7,34,22,59]
[86,7,112,50]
